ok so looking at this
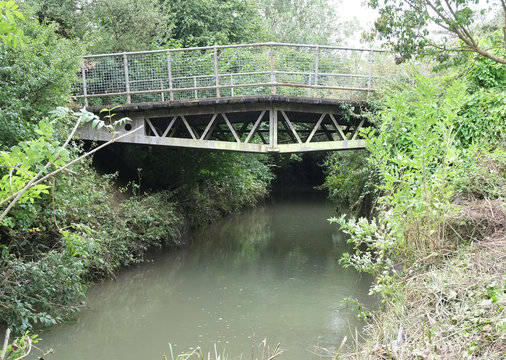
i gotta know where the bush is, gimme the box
[0,249,86,334]
[0,8,81,149]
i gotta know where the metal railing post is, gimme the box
[123,53,131,104]
[214,46,220,97]
[81,58,88,107]
[367,50,374,100]
[160,79,165,102]
[313,46,320,97]
[194,76,198,99]
[307,74,312,97]
[269,107,278,148]
[231,74,234,97]
[270,45,276,95]
[167,50,174,101]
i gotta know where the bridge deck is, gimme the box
[78,95,371,153]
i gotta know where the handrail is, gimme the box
[74,43,392,107]
[80,42,387,58]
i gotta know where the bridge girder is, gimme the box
[76,96,370,153]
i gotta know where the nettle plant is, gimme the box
[0,107,135,224]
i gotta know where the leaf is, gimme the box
[91,119,102,129]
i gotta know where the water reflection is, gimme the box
[35,190,373,360]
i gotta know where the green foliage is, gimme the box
[183,153,273,226]
[453,144,506,199]
[0,249,86,333]
[103,146,274,227]
[0,0,24,47]
[321,150,378,217]
[467,49,506,90]
[165,0,268,47]
[2,331,40,360]
[0,154,186,331]
[26,0,88,38]
[332,66,505,300]
[0,119,70,206]
[366,0,506,65]
[0,108,116,224]
[85,0,174,53]
[29,0,269,52]
[0,9,81,149]
[366,76,465,253]
[259,0,342,44]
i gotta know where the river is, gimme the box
[36,189,373,359]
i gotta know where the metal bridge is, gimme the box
[75,43,392,153]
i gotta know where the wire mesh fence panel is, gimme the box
[171,49,215,100]
[217,46,271,97]
[80,55,128,106]
[128,51,167,103]
[273,45,316,97]
[75,43,392,105]
[317,48,370,100]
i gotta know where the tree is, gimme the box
[367,0,506,64]
[0,0,24,47]
[0,6,82,149]
[25,0,88,37]
[164,0,268,47]
[259,0,342,44]
[0,108,138,225]
[85,0,174,53]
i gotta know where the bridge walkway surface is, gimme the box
[74,42,393,153]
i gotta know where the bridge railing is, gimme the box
[73,43,392,107]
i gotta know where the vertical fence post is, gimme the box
[194,76,198,99]
[367,50,374,100]
[167,50,174,101]
[81,58,88,107]
[231,74,234,97]
[160,79,165,102]
[269,107,278,148]
[214,46,220,98]
[270,45,276,95]
[123,53,131,104]
[313,46,320,97]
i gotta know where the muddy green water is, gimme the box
[37,190,372,359]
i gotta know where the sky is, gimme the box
[334,0,378,27]
[330,0,379,46]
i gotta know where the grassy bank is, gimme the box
[342,200,505,359]
[322,56,505,359]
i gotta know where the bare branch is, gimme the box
[425,0,506,64]
[14,336,31,360]
[0,125,143,222]
[0,328,10,360]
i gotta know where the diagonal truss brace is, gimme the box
[137,108,367,152]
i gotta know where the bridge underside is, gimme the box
[77,96,370,153]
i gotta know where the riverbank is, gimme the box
[0,151,273,340]
[321,65,506,359]
[342,201,506,359]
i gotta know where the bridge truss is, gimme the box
[79,96,370,153]
[74,43,391,153]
